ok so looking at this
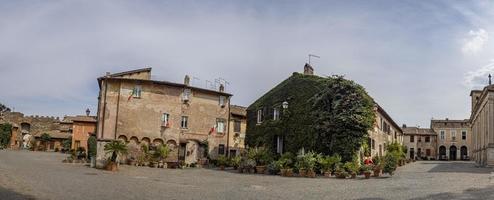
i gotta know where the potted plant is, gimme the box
[334,164,348,179]
[305,151,318,178]
[154,144,170,168]
[248,147,270,174]
[278,152,294,177]
[267,160,280,175]
[344,161,359,179]
[104,140,128,171]
[295,149,308,177]
[318,155,340,178]
[217,155,228,170]
[383,153,398,176]
[231,155,241,170]
[361,165,372,179]
[372,156,382,177]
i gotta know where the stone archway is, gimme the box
[439,146,446,160]
[152,138,164,146]
[141,137,151,146]
[460,146,468,160]
[117,135,128,143]
[449,145,457,160]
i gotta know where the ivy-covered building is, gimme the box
[245,64,403,161]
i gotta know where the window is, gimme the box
[219,96,226,107]
[452,130,456,140]
[418,136,422,142]
[216,119,225,133]
[182,89,191,102]
[132,85,142,98]
[410,135,414,143]
[425,136,430,143]
[218,144,225,155]
[181,116,188,129]
[440,130,445,140]
[257,110,263,123]
[234,120,241,132]
[161,113,170,126]
[273,108,279,120]
[371,139,375,150]
[462,131,467,140]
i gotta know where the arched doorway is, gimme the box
[449,145,457,160]
[439,146,446,160]
[460,146,468,160]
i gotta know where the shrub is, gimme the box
[343,161,359,175]
[247,147,271,166]
[87,136,97,158]
[318,154,341,173]
[267,160,280,175]
[230,155,241,169]
[383,153,398,175]
[217,155,228,166]
[277,152,294,169]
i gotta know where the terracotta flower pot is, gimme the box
[280,169,287,176]
[285,169,293,177]
[351,173,357,179]
[324,171,332,178]
[373,169,381,177]
[364,171,371,179]
[256,166,266,174]
[299,169,307,177]
[220,165,225,170]
[105,162,118,171]
[306,170,316,178]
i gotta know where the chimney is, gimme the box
[184,75,190,86]
[402,124,407,128]
[86,108,90,116]
[445,118,449,121]
[304,63,314,75]
[219,84,225,92]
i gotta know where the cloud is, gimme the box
[462,28,489,55]
[464,59,494,89]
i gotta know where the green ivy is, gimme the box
[0,123,12,148]
[246,73,375,162]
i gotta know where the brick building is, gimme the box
[95,68,232,167]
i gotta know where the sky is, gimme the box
[1,0,494,127]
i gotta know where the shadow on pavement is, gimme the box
[409,186,494,200]
[424,161,492,174]
[0,186,36,200]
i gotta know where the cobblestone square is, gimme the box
[1,150,493,200]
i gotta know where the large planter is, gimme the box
[373,168,381,177]
[282,169,293,177]
[306,170,316,178]
[364,171,372,179]
[324,171,332,178]
[299,169,307,177]
[256,166,266,174]
[105,162,118,171]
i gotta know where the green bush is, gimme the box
[217,155,228,166]
[0,123,12,148]
[383,153,398,175]
[276,152,294,169]
[87,136,97,158]
[295,149,319,171]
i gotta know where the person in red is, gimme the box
[364,156,374,165]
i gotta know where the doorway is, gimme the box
[449,145,457,160]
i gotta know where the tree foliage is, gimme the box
[311,76,375,161]
[104,140,128,162]
[87,135,97,158]
[0,123,12,148]
[0,103,10,113]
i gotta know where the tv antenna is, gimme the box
[308,54,320,65]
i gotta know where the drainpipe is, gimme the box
[226,98,231,157]
[114,81,122,140]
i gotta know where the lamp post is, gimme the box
[279,101,289,154]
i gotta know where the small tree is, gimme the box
[87,136,97,159]
[383,153,398,176]
[62,136,72,152]
[154,144,170,163]
[0,123,12,148]
[40,133,51,151]
[104,140,128,163]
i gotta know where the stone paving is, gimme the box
[0,150,493,200]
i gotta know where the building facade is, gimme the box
[0,111,71,151]
[228,105,247,157]
[470,86,494,166]
[402,126,437,160]
[95,68,232,167]
[431,119,471,160]
[368,105,404,157]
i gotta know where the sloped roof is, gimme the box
[33,130,71,139]
[107,67,151,78]
[403,127,436,136]
[230,105,247,117]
